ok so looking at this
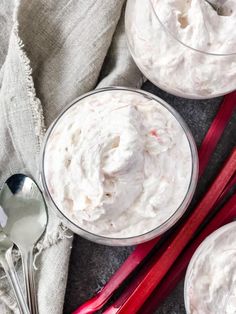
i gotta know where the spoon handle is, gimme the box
[0,249,30,314]
[22,248,38,314]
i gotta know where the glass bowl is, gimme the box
[40,87,198,246]
[184,222,236,313]
[125,0,236,99]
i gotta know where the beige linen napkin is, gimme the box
[0,0,143,313]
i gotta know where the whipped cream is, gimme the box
[44,89,192,238]
[185,222,236,314]
[126,0,236,98]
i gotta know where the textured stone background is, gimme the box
[64,82,236,314]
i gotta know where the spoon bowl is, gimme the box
[0,174,48,314]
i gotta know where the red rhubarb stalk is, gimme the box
[198,91,236,177]
[103,234,176,314]
[116,148,236,314]
[141,191,236,314]
[72,237,160,314]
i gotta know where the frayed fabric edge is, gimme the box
[13,0,46,149]
[33,224,73,269]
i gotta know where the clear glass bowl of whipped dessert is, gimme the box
[125,0,236,99]
[184,222,236,314]
[40,87,198,245]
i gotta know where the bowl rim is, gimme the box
[39,86,199,245]
[148,0,236,56]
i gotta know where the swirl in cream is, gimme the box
[44,90,192,237]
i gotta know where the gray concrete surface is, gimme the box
[63,82,236,314]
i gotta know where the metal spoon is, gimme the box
[205,0,232,16]
[0,174,48,314]
[0,232,30,314]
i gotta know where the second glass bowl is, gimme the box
[184,222,236,313]
[40,87,198,246]
[125,0,236,99]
